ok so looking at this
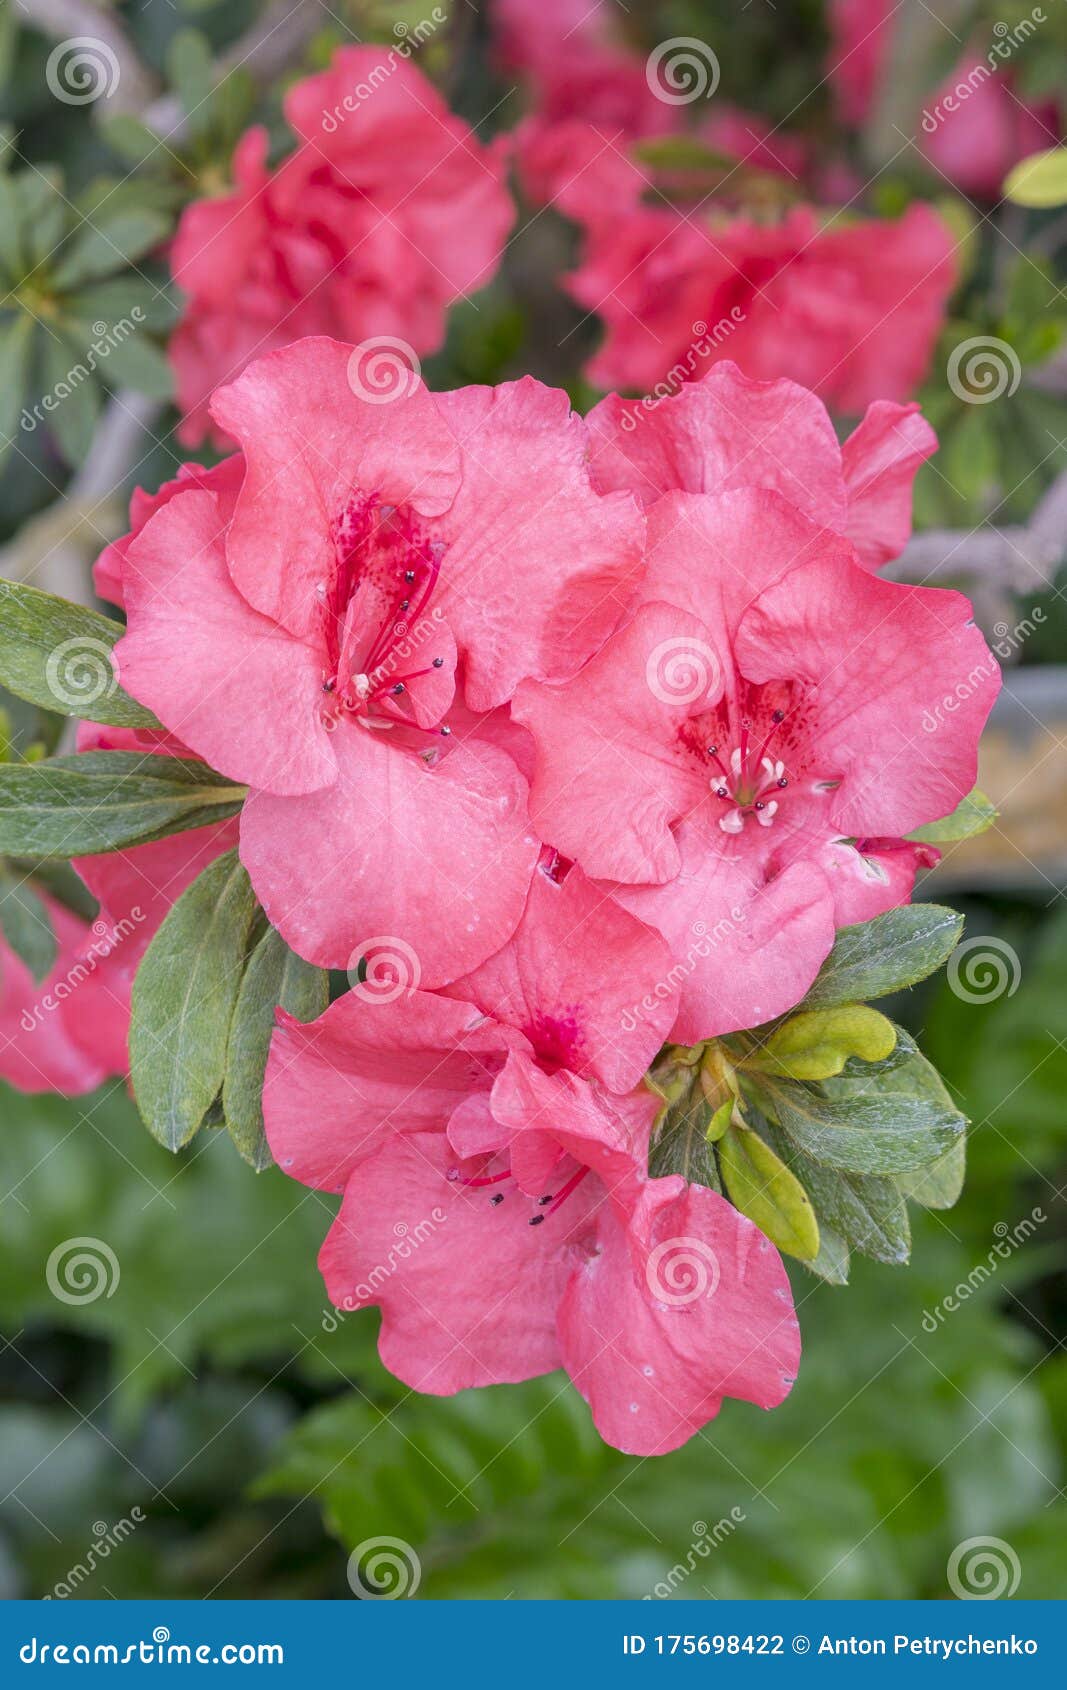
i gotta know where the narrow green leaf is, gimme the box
[223,927,328,1171]
[0,752,246,858]
[0,866,57,982]
[130,850,257,1151]
[909,788,997,844]
[0,578,159,728]
[718,1123,820,1261]
[800,905,964,1010]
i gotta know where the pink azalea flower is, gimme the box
[827,0,894,127]
[0,890,123,1095]
[169,48,514,446]
[513,487,1000,1039]
[115,339,643,982]
[921,54,1059,199]
[267,995,799,1454]
[570,201,956,413]
[585,359,937,570]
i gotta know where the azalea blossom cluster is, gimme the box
[2,332,999,1455]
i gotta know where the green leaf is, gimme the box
[0,313,34,465]
[39,329,101,465]
[908,788,997,844]
[800,905,964,1010]
[760,1068,967,1176]
[742,1005,897,1080]
[7,857,98,923]
[223,927,328,1171]
[16,169,67,272]
[130,850,257,1151]
[897,1139,966,1210]
[718,1122,820,1261]
[90,330,173,399]
[51,209,170,290]
[1004,147,1067,207]
[0,752,245,858]
[763,1121,910,1265]
[805,1222,850,1285]
[0,866,57,982]
[0,579,159,728]
[166,29,216,122]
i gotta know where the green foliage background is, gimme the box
[1,0,1065,1600]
